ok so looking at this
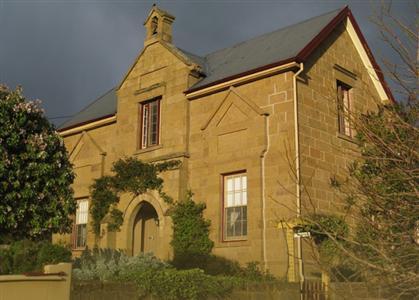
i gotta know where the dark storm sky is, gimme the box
[0,0,415,126]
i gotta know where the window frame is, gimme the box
[138,97,161,149]
[73,199,89,250]
[222,171,248,242]
[337,81,353,137]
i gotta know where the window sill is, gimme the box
[72,247,86,252]
[217,238,249,248]
[135,144,163,155]
[337,133,357,144]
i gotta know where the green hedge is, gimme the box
[0,240,72,274]
[72,248,278,300]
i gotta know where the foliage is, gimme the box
[170,191,214,269]
[0,240,71,274]
[72,247,169,281]
[237,261,276,282]
[305,100,418,292]
[302,214,349,245]
[195,254,242,276]
[131,268,234,300]
[72,248,277,300]
[89,157,180,234]
[0,85,75,241]
[37,242,73,266]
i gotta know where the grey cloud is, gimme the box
[0,0,414,126]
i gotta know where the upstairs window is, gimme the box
[337,81,353,137]
[139,98,161,149]
[74,199,88,249]
[223,173,247,240]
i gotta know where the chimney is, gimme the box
[143,4,175,47]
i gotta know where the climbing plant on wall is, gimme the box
[89,157,180,235]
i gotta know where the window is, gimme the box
[74,199,88,249]
[223,173,247,240]
[337,81,353,137]
[139,98,161,149]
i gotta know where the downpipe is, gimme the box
[293,63,305,297]
[261,113,270,271]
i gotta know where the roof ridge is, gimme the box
[203,7,343,59]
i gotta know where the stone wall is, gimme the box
[0,263,72,300]
[297,22,385,279]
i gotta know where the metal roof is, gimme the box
[189,8,341,90]
[58,88,117,130]
[59,8,344,131]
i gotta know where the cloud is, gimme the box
[0,0,414,125]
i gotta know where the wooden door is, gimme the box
[132,202,159,256]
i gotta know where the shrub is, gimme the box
[198,254,242,276]
[72,248,264,300]
[8,240,41,274]
[170,192,214,270]
[133,268,234,300]
[0,240,71,274]
[72,248,169,281]
[37,242,72,266]
[0,248,12,274]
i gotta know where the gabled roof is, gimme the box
[59,6,392,132]
[59,88,116,130]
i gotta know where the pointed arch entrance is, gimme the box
[132,202,159,256]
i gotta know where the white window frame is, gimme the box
[139,98,161,149]
[223,173,247,241]
[74,199,88,249]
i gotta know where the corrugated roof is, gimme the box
[58,88,117,130]
[59,8,346,130]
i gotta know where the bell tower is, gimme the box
[144,4,175,47]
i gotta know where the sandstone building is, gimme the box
[55,5,392,281]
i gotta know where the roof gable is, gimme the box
[60,6,392,131]
[117,41,203,91]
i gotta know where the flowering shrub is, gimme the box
[0,85,75,240]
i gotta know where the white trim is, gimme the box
[345,18,388,102]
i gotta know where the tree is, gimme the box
[303,3,418,298]
[0,85,76,241]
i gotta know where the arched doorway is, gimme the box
[132,202,159,256]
